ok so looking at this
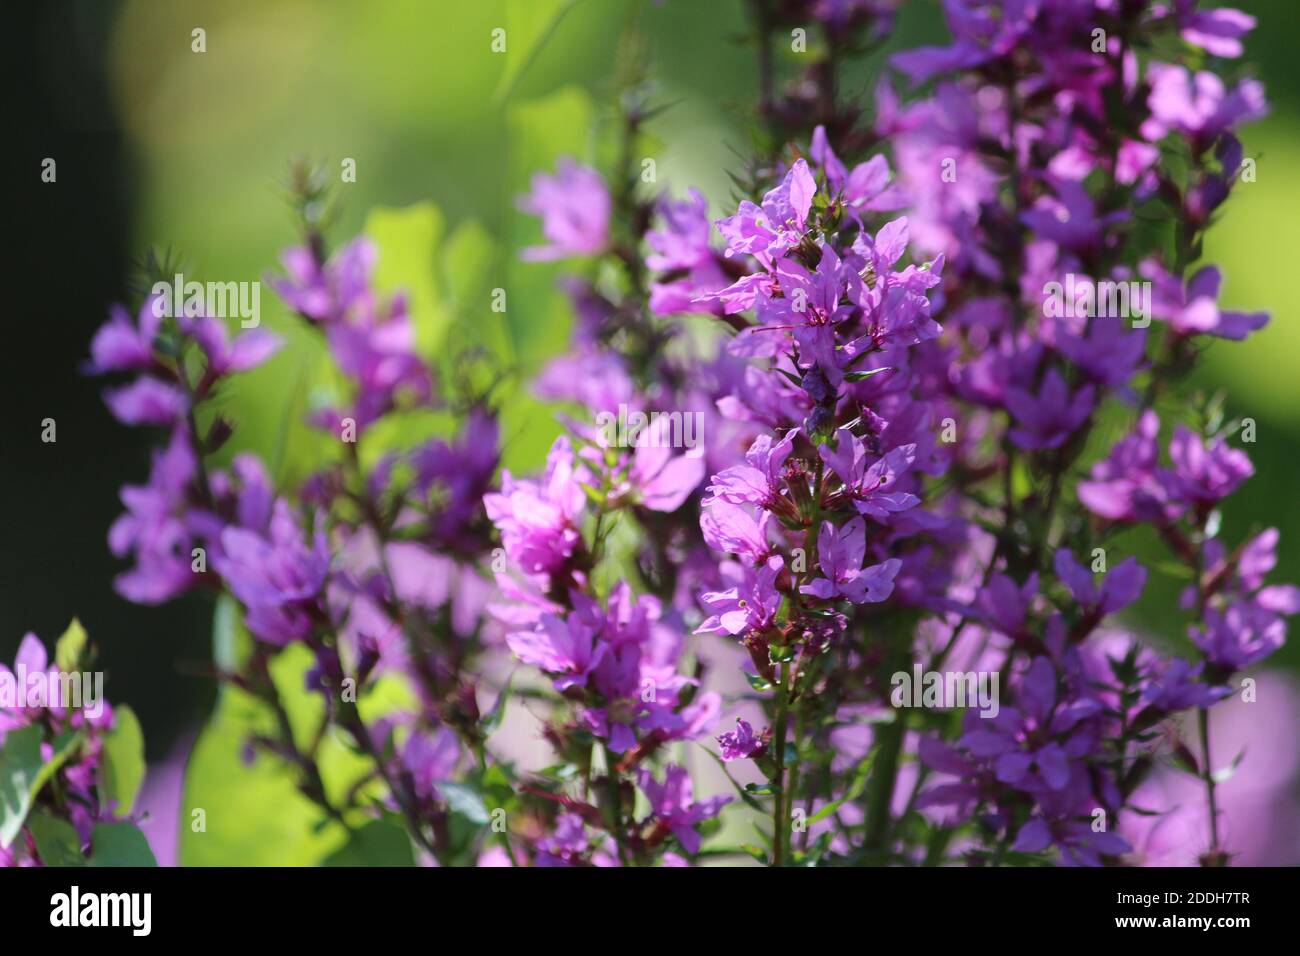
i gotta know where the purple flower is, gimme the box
[401,725,460,800]
[518,159,610,261]
[0,635,57,730]
[536,349,635,414]
[1197,528,1300,619]
[87,300,163,373]
[811,127,907,211]
[181,315,282,375]
[103,378,188,427]
[800,518,901,605]
[506,611,607,692]
[645,189,718,271]
[320,294,433,429]
[977,572,1038,637]
[1004,368,1093,450]
[215,499,331,645]
[625,418,706,513]
[484,437,588,581]
[697,556,783,637]
[1175,2,1255,58]
[271,238,376,323]
[1053,550,1147,616]
[1166,425,1253,507]
[1193,601,1287,671]
[1137,657,1232,712]
[1013,816,1130,867]
[535,813,596,867]
[715,159,816,265]
[1078,410,1170,522]
[717,718,767,761]
[1055,316,1146,388]
[957,658,1100,797]
[914,734,991,820]
[819,428,919,521]
[636,765,730,855]
[706,430,796,509]
[1019,180,1121,255]
[1142,63,1268,145]
[1142,261,1268,341]
[108,426,202,604]
[699,499,773,565]
[409,409,501,547]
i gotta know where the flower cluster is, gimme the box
[490,0,1294,868]
[0,625,151,866]
[16,0,1289,870]
[72,184,510,864]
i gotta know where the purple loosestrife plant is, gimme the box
[0,624,154,866]
[83,165,515,866]
[46,0,1293,869]
[488,0,1294,869]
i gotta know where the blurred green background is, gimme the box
[6,0,1298,849]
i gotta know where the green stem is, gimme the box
[787,703,806,857]
[1198,707,1220,854]
[862,714,904,858]
[771,659,792,867]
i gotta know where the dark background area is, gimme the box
[3,1,214,759]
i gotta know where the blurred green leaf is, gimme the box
[27,812,85,867]
[493,0,586,106]
[439,781,491,826]
[183,605,416,865]
[100,704,146,816]
[179,678,347,866]
[88,821,158,867]
[365,202,449,359]
[55,618,88,673]
[322,817,415,867]
[0,726,79,849]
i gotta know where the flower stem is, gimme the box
[771,659,792,866]
[1198,706,1221,855]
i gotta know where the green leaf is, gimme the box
[55,619,88,673]
[479,762,517,811]
[213,593,252,673]
[88,821,157,867]
[181,620,355,865]
[745,672,773,692]
[439,781,491,826]
[443,219,498,313]
[769,642,796,664]
[806,753,874,825]
[322,817,416,867]
[100,705,146,816]
[700,746,766,812]
[481,675,513,737]
[844,366,895,383]
[27,812,86,867]
[365,203,449,359]
[0,726,43,848]
[0,726,80,848]
[492,0,585,106]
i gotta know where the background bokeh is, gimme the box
[7,0,1298,863]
